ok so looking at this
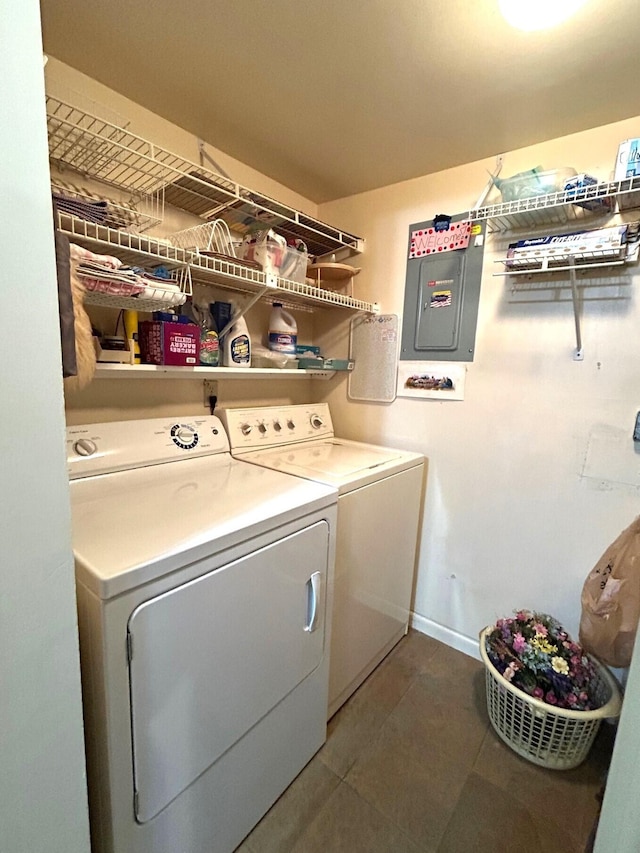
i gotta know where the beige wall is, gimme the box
[318,119,640,653]
[50,55,640,654]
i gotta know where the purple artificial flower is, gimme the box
[533,687,544,699]
[512,632,526,654]
[545,691,558,705]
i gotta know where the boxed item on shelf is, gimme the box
[614,139,640,210]
[296,344,322,357]
[506,224,628,268]
[297,357,354,371]
[614,139,640,180]
[139,321,199,366]
[563,173,613,212]
[93,336,135,364]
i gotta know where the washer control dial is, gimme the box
[310,414,324,429]
[258,422,268,435]
[273,420,282,432]
[241,423,252,436]
[170,423,199,450]
[287,419,295,430]
[74,438,97,457]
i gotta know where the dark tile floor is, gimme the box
[236,630,615,853]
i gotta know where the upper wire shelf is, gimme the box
[57,213,379,314]
[46,95,364,259]
[469,177,640,233]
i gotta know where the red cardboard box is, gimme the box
[139,321,199,366]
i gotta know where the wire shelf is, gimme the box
[56,214,378,314]
[46,95,364,259]
[58,213,187,268]
[80,265,191,313]
[51,177,162,234]
[187,251,379,313]
[470,177,640,233]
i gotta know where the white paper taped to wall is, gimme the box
[348,314,398,403]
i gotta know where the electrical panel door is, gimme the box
[400,216,485,362]
[414,252,465,352]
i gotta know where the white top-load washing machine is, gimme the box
[218,403,425,718]
[66,415,337,853]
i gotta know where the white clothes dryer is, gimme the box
[66,415,337,853]
[218,404,426,718]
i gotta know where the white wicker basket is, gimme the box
[480,627,622,770]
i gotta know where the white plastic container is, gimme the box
[223,304,251,367]
[268,303,297,355]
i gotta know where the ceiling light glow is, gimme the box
[499,0,588,31]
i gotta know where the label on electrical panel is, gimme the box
[430,290,452,308]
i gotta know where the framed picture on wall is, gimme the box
[396,361,466,401]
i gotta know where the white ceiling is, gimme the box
[40,0,640,203]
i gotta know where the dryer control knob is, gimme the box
[74,438,97,457]
[310,414,324,429]
[258,422,268,434]
[273,421,282,432]
[241,423,252,436]
[287,419,295,430]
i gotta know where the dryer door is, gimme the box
[127,520,330,823]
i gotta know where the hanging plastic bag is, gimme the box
[579,516,640,668]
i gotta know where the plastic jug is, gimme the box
[183,299,219,366]
[268,303,297,354]
[223,303,251,367]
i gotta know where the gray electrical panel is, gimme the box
[400,215,485,362]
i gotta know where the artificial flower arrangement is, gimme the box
[485,610,598,711]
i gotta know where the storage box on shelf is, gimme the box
[495,167,578,203]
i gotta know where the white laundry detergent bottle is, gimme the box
[268,302,297,355]
[223,303,251,367]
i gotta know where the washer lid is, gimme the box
[237,438,423,491]
[70,454,336,599]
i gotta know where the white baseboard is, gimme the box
[410,612,481,661]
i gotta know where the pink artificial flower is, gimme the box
[512,632,526,654]
[503,665,516,682]
[516,610,530,622]
[545,691,558,705]
[534,623,548,637]
[567,693,578,706]
[579,692,589,703]
[533,687,544,699]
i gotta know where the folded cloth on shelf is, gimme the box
[53,191,109,225]
[76,262,146,297]
[79,276,146,297]
[70,243,184,303]
[70,243,122,269]
[52,179,137,230]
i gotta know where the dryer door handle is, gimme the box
[304,571,322,633]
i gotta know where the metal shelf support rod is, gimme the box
[569,258,584,361]
[216,285,272,340]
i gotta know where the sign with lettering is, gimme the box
[409,220,472,258]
